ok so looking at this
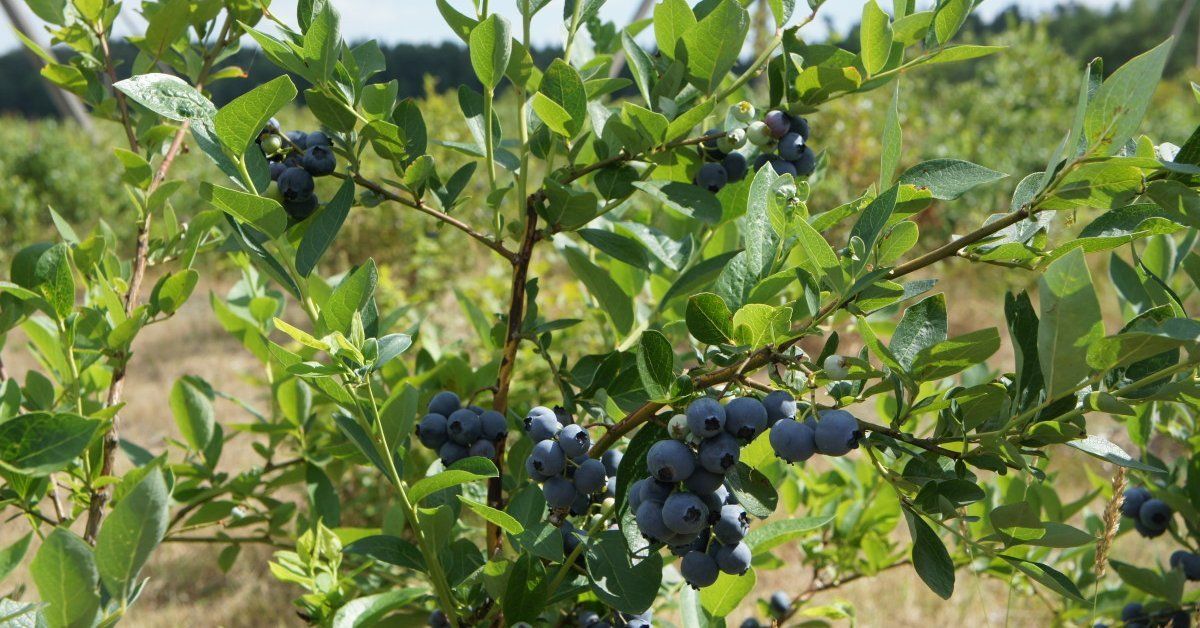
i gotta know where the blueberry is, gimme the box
[438,441,469,467]
[793,145,816,176]
[543,476,577,508]
[686,398,726,438]
[265,117,281,133]
[558,424,592,458]
[277,166,315,202]
[282,194,319,221]
[1134,518,1166,538]
[681,550,720,588]
[467,405,485,415]
[446,408,481,446]
[524,406,562,442]
[307,131,332,147]
[724,397,768,441]
[739,620,764,628]
[701,491,725,521]
[1169,610,1190,628]
[574,458,608,494]
[1120,486,1151,518]
[824,354,849,379]
[525,456,552,482]
[696,162,728,193]
[1122,603,1145,622]
[301,144,336,177]
[714,541,752,575]
[428,609,450,627]
[468,438,496,459]
[769,591,791,617]
[635,500,672,541]
[415,413,449,449]
[570,492,591,516]
[763,110,791,138]
[628,478,646,510]
[646,439,696,482]
[762,390,796,425]
[770,418,816,463]
[714,484,735,505]
[723,151,749,182]
[717,128,746,153]
[578,610,601,627]
[530,440,566,476]
[1170,551,1200,580]
[778,132,805,161]
[768,157,798,177]
[623,612,652,628]
[814,409,862,456]
[668,413,692,440]
[606,476,617,497]
[789,115,810,141]
[701,128,726,159]
[260,134,283,154]
[713,504,749,544]
[698,433,740,474]
[1138,499,1173,531]
[427,391,460,416]
[601,449,623,476]
[731,101,756,123]
[479,410,508,441]
[746,121,773,146]
[663,492,709,535]
[684,468,726,495]
[269,161,287,181]
[641,478,675,504]
[285,130,308,149]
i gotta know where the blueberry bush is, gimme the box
[2,0,1200,626]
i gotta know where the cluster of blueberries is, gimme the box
[414,391,508,466]
[738,591,793,627]
[525,407,617,513]
[693,101,817,194]
[1111,486,1197,627]
[1122,486,1176,539]
[255,119,337,220]
[575,609,653,628]
[1116,602,1195,628]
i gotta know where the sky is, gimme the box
[2,0,1128,52]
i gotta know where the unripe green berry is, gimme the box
[746,121,773,146]
[261,134,283,154]
[668,414,691,440]
[717,128,746,153]
[731,100,756,123]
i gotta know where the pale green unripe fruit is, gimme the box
[747,121,773,146]
[731,100,756,123]
[824,354,849,379]
[717,128,746,153]
[668,413,691,440]
[261,134,283,154]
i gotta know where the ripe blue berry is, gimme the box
[1120,486,1151,518]
[686,397,727,438]
[439,441,469,467]
[769,157,798,177]
[525,456,551,482]
[724,397,768,440]
[1122,603,1145,622]
[1171,551,1200,580]
[635,500,672,541]
[468,438,496,459]
[601,449,623,476]
[696,162,729,193]
[640,478,675,504]
[307,130,332,147]
[558,424,592,458]
[713,504,749,544]
[698,433,740,474]
[714,541,752,575]
[770,418,816,463]
[446,408,481,446]
[814,409,862,456]
[285,130,308,149]
[763,110,791,138]
[769,591,791,617]
[282,195,318,221]
[573,457,607,494]
[525,406,562,442]
[1134,518,1165,539]
[479,410,508,441]
[1138,499,1173,531]
[793,145,816,176]
[762,390,796,425]
[701,128,726,159]
[740,620,764,628]
[723,151,749,182]
[681,550,720,588]
[578,610,600,627]
[302,144,336,177]
[789,115,810,141]
[543,476,577,508]
[646,439,696,482]
[622,612,652,628]
[415,413,449,449]
[428,391,460,416]
[269,161,287,181]
[663,492,709,535]
[684,468,725,495]
[529,440,566,476]
[570,492,590,516]
[778,132,805,161]
[277,167,315,202]
[428,609,450,627]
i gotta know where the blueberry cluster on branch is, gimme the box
[524,406,615,513]
[692,101,817,194]
[256,118,338,220]
[414,391,508,466]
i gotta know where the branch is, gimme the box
[342,173,518,263]
[562,130,728,185]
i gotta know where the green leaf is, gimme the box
[169,376,215,450]
[654,0,696,58]
[890,293,947,370]
[745,516,835,555]
[201,183,288,239]
[880,83,902,187]
[931,0,969,45]
[731,304,791,348]
[680,0,750,93]
[150,269,198,315]
[33,243,74,320]
[904,509,954,599]
[297,178,355,277]
[30,528,99,628]
[114,73,215,122]
[578,229,651,269]
[458,496,524,535]
[911,327,1001,381]
[794,218,844,292]
[686,293,734,345]
[585,530,663,614]
[860,0,893,75]
[409,457,498,504]
[540,60,587,136]
[699,569,756,617]
[343,535,425,571]
[924,44,1005,64]
[469,14,512,90]
[320,260,378,336]
[1001,556,1086,602]
[530,93,573,137]
[633,180,722,224]
[726,463,778,518]
[0,412,99,476]
[95,468,170,602]
[850,185,899,258]
[562,247,634,335]
[622,33,655,105]
[1066,436,1165,473]
[898,159,1007,201]
[636,330,675,401]
[301,2,341,82]
[213,75,297,156]
[0,533,31,582]
[1084,39,1172,155]
[331,589,426,628]
[503,553,547,623]
[1037,249,1104,400]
